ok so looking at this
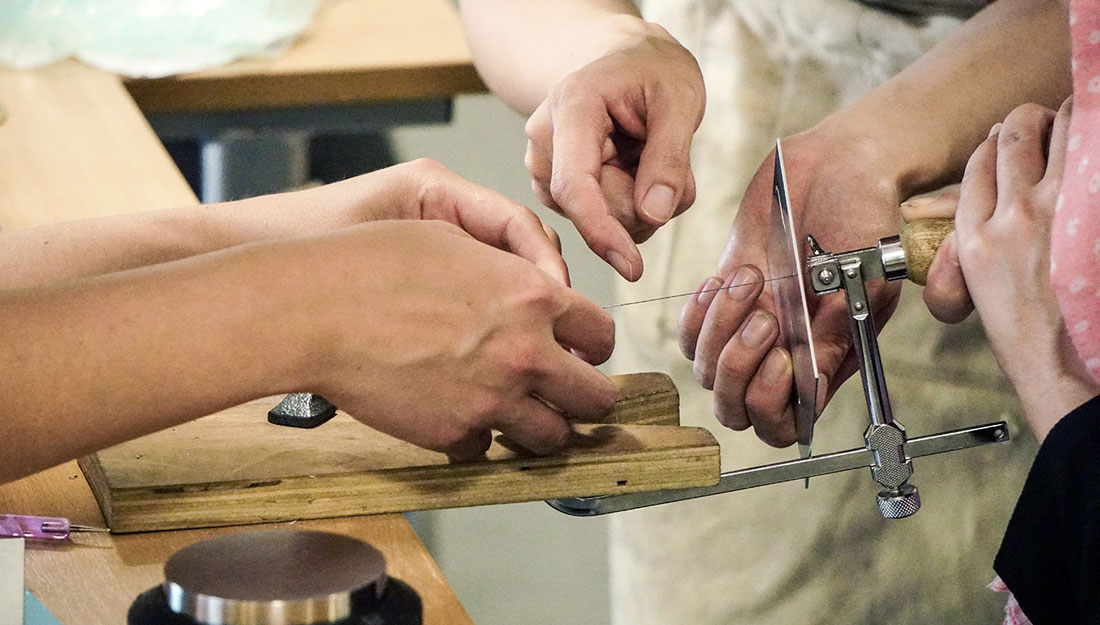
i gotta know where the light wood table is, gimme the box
[0,44,474,625]
[125,0,486,114]
[122,0,488,203]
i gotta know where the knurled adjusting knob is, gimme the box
[876,483,921,519]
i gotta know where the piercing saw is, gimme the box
[268,140,1009,520]
[547,140,1009,519]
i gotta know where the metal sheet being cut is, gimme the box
[767,140,821,458]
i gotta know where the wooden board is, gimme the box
[125,0,487,114]
[79,373,720,533]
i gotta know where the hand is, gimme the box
[897,187,974,323]
[291,220,617,459]
[678,128,905,447]
[264,159,571,285]
[523,24,705,280]
[938,100,1099,439]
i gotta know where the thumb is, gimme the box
[922,231,974,323]
[634,100,701,226]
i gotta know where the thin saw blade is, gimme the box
[767,140,821,459]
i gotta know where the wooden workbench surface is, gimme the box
[1,463,469,625]
[0,61,472,625]
[125,0,487,114]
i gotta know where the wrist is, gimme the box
[597,14,677,55]
[1017,370,1100,442]
[224,239,338,397]
[816,99,962,201]
[1008,332,1100,441]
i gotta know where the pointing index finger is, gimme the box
[548,94,643,281]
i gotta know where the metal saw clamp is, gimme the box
[806,233,920,517]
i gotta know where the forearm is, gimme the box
[0,241,316,482]
[824,0,1070,197]
[459,0,650,114]
[0,176,389,289]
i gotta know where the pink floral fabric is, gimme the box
[989,576,1034,625]
[1052,0,1100,386]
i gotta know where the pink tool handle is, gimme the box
[0,514,70,540]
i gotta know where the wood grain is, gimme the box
[598,372,679,425]
[900,217,955,286]
[79,374,719,533]
[125,0,487,114]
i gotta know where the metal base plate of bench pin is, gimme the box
[768,140,821,459]
[547,420,1010,516]
[268,393,338,428]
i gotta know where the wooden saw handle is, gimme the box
[900,217,955,286]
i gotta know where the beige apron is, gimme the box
[609,2,1038,623]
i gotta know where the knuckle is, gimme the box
[716,345,752,380]
[434,423,478,455]
[502,339,546,382]
[532,182,562,215]
[542,422,573,453]
[408,156,446,175]
[524,114,543,142]
[956,232,995,267]
[417,178,449,210]
[519,275,559,309]
[1009,102,1054,123]
[1000,105,1055,145]
[656,147,691,176]
[547,173,577,206]
[593,378,619,415]
[464,389,507,424]
[524,147,542,177]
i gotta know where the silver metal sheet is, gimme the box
[767,140,821,458]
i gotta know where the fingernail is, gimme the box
[761,348,792,385]
[989,123,1002,138]
[729,266,757,300]
[641,184,676,224]
[902,195,935,208]
[696,277,723,307]
[741,311,776,348]
[606,250,636,281]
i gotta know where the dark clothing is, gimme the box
[995,395,1100,625]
